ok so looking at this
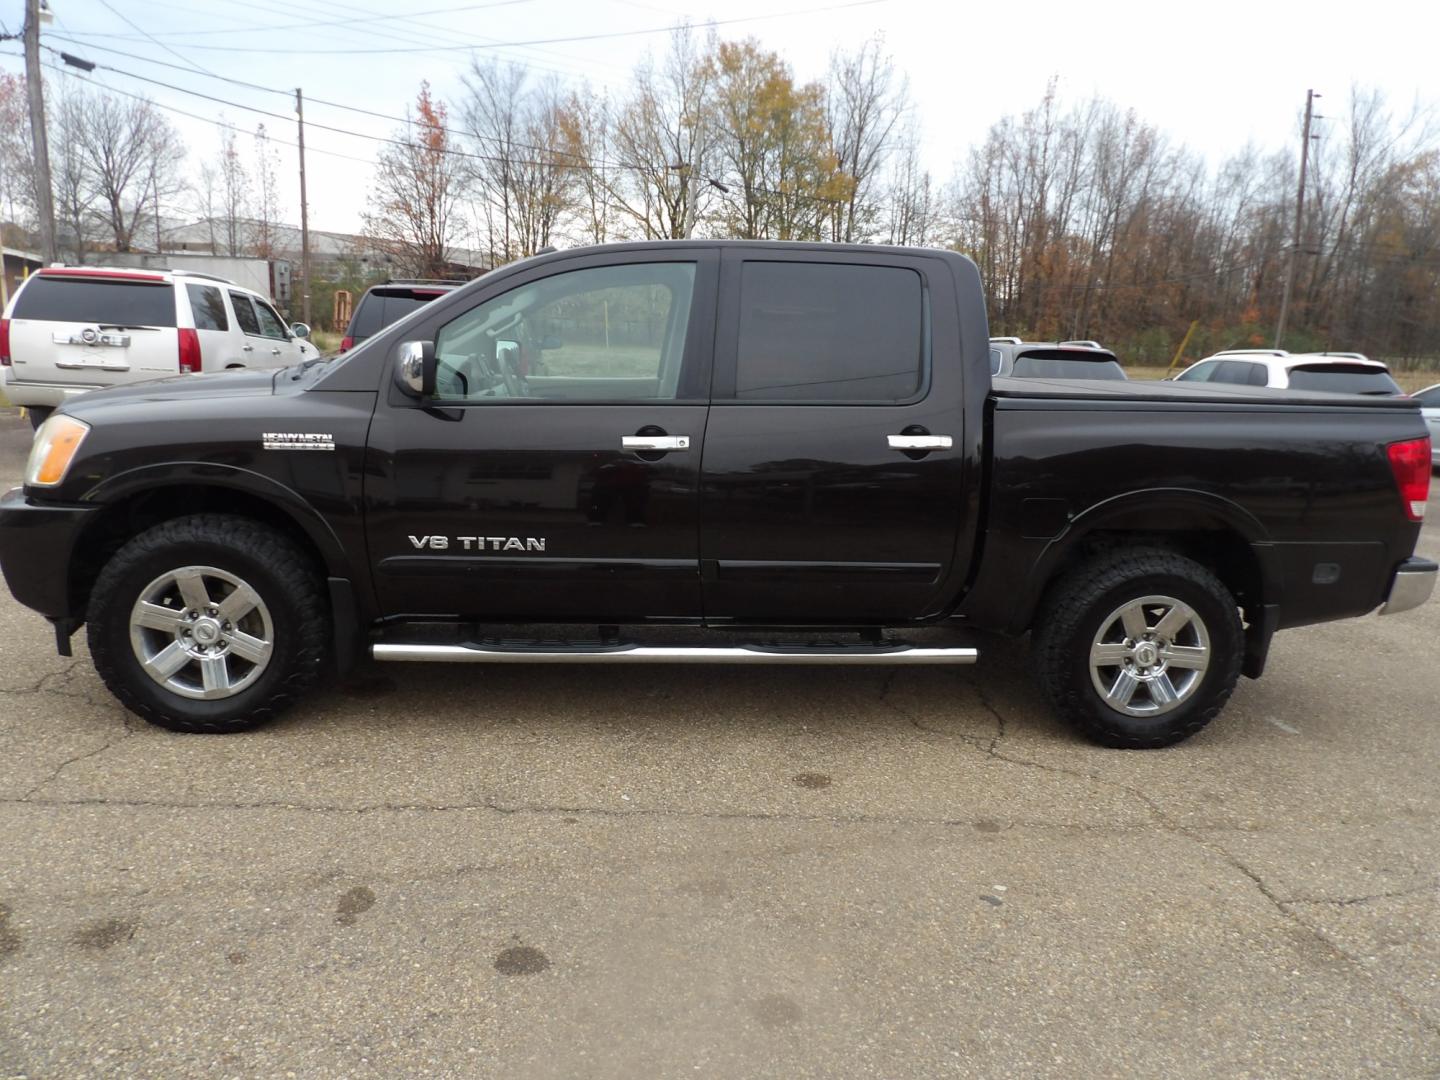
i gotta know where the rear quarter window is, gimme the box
[734,262,925,402]
[186,284,228,331]
[1287,365,1402,395]
[13,277,177,327]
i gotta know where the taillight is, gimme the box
[177,327,201,374]
[340,336,353,353]
[1386,437,1431,522]
[0,317,10,366]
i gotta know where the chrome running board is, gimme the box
[372,640,978,665]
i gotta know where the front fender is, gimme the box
[80,462,352,579]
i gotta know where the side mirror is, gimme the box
[396,340,436,397]
[290,322,311,339]
[495,339,520,370]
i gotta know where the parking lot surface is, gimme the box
[0,405,1436,1078]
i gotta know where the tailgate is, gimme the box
[6,270,179,387]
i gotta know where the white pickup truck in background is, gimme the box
[1,266,318,429]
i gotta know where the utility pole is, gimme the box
[23,0,57,264]
[295,88,311,325]
[1275,89,1319,350]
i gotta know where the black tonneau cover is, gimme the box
[989,376,1420,409]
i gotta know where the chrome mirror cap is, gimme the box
[396,340,435,397]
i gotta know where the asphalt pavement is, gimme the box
[0,405,1436,1079]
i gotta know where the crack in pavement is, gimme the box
[21,722,136,800]
[877,669,1440,1041]
[1279,882,1440,907]
[0,790,1164,833]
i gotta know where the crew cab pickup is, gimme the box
[0,242,1433,747]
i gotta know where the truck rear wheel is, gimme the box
[86,515,330,733]
[1032,548,1243,748]
[26,406,54,431]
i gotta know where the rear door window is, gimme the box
[228,291,261,336]
[732,262,925,402]
[14,276,177,327]
[1287,364,1402,395]
[187,284,228,331]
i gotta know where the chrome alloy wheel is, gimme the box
[1088,594,1211,717]
[128,566,274,700]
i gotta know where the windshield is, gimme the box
[1287,364,1402,395]
[1011,350,1127,380]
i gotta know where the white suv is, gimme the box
[1174,350,1403,395]
[1,266,318,428]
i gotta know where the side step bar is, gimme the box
[372,640,978,666]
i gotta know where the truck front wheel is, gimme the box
[86,515,330,733]
[1032,549,1243,748]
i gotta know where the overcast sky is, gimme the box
[2,0,1436,237]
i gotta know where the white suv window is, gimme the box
[187,284,228,331]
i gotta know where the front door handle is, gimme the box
[887,434,952,451]
[271,347,282,356]
[622,435,690,451]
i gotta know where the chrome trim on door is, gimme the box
[622,435,690,451]
[887,434,953,450]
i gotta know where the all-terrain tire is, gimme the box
[1031,548,1243,749]
[86,514,330,733]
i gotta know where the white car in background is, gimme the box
[1,266,317,429]
[1415,383,1440,467]
[1173,350,1404,395]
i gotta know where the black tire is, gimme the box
[26,406,54,431]
[1031,548,1243,748]
[86,514,330,733]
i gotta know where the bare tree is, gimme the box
[250,123,283,259]
[363,82,466,277]
[72,91,184,253]
[216,125,249,257]
[826,37,908,242]
[608,25,719,240]
[50,90,98,262]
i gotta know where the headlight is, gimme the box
[25,414,91,488]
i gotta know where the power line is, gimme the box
[71,0,887,54]
[31,42,657,175]
[95,0,221,81]
[41,35,625,163]
[20,45,632,174]
[63,0,534,40]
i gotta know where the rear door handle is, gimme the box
[242,344,254,352]
[271,348,282,356]
[622,435,690,451]
[887,434,952,450]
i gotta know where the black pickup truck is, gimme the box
[1,242,1434,747]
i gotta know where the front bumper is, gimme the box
[1379,557,1438,616]
[0,486,97,619]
